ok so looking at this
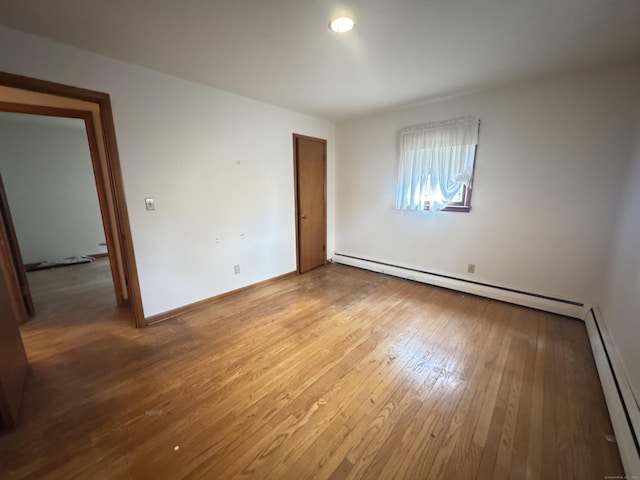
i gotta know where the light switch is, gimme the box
[145,198,155,211]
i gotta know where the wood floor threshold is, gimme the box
[145,270,299,326]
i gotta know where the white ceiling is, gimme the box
[0,0,639,121]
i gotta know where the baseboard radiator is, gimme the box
[584,307,640,476]
[332,253,585,318]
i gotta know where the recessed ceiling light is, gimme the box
[329,16,355,33]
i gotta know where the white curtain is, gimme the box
[395,116,479,211]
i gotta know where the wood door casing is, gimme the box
[0,206,29,431]
[0,172,34,319]
[0,70,145,328]
[294,135,326,273]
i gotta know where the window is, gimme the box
[395,116,479,212]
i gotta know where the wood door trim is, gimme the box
[0,205,28,326]
[0,173,34,318]
[0,71,145,327]
[292,133,327,273]
[82,110,124,307]
[0,102,87,119]
[0,221,29,429]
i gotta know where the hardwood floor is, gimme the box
[0,260,623,479]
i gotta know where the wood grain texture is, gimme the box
[0,205,29,431]
[294,134,326,273]
[145,271,298,326]
[0,171,34,318]
[0,259,623,479]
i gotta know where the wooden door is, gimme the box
[294,134,326,273]
[0,204,29,431]
[0,173,34,319]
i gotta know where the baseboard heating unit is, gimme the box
[332,253,584,318]
[584,308,640,476]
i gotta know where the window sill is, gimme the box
[424,206,471,213]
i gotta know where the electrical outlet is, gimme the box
[234,265,240,274]
[467,263,476,274]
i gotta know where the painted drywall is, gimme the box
[0,25,336,317]
[335,63,640,304]
[600,124,640,408]
[0,113,107,264]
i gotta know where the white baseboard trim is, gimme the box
[584,307,640,477]
[332,253,585,319]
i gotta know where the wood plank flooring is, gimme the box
[0,259,623,479]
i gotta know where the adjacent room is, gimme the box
[0,112,115,319]
[0,1,639,478]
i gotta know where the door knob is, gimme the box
[300,214,307,219]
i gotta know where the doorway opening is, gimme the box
[0,112,117,322]
[0,71,144,328]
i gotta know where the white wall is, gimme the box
[0,114,107,264]
[335,63,640,304]
[601,124,640,407]
[0,25,335,317]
